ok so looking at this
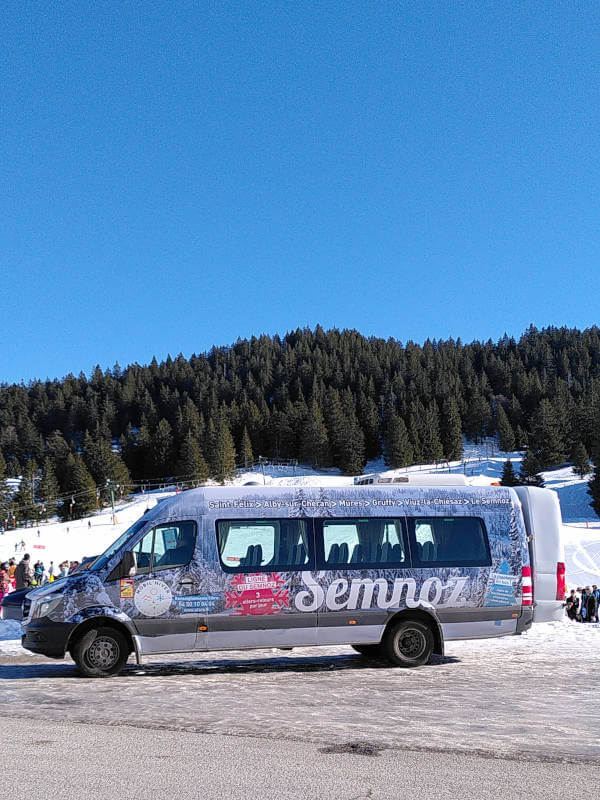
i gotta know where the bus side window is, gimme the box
[152,522,197,570]
[317,518,407,569]
[409,517,491,567]
[216,519,311,573]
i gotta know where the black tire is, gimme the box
[351,644,382,658]
[71,626,130,678]
[383,619,434,667]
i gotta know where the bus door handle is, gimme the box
[178,577,193,588]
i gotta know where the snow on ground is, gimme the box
[0,619,22,641]
[2,441,599,653]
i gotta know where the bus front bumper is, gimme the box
[21,619,76,659]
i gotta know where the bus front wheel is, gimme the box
[71,626,129,678]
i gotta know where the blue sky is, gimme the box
[1,2,599,383]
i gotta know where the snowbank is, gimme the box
[0,619,22,641]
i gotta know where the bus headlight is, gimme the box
[32,594,63,619]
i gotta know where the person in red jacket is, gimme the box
[0,562,10,602]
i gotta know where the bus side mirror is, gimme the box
[121,551,137,578]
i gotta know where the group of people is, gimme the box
[565,586,600,623]
[0,553,80,600]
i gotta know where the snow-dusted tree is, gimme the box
[440,398,463,461]
[420,402,443,464]
[500,460,519,487]
[0,450,12,522]
[529,399,566,469]
[571,442,591,478]
[177,432,210,484]
[212,413,237,484]
[14,458,39,523]
[63,455,97,519]
[496,405,515,453]
[299,401,329,468]
[240,427,254,468]
[38,457,60,520]
[383,409,413,468]
[151,418,175,477]
[519,448,544,487]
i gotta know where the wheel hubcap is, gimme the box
[398,628,426,659]
[87,636,119,670]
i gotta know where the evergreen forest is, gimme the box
[2,324,600,522]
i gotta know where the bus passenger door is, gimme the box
[123,520,201,654]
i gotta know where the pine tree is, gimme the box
[83,431,113,486]
[64,455,97,519]
[529,398,566,469]
[212,414,237,484]
[177,432,210,484]
[440,398,463,461]
[571,442,591,478]
[358,391,381,460]
[14,458,39,523]
[420,402,444,464]
[496,405,515,453]
[500,460,519,486]
[151,418,175,478]
[464,388,491,444]
[204,418,217,471]
[383,409,413,468]
[38,457,60,519]
[337,391,366,475]
[515,425,528,450]
[45,430,73,491]
[240,427,254,468]
[0,450,12,524]
[108,451,132,494]
[135,424,153,477]
[408,413,422,464]
[324,389,345,469]
[519,448,545,487]
[299,401,330,468]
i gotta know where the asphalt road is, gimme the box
[2,715,599,800]
[1,631,599,797]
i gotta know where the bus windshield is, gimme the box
[88,519,148,572]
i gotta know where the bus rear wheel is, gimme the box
[383,619,433,667]
[72,626,129,678]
